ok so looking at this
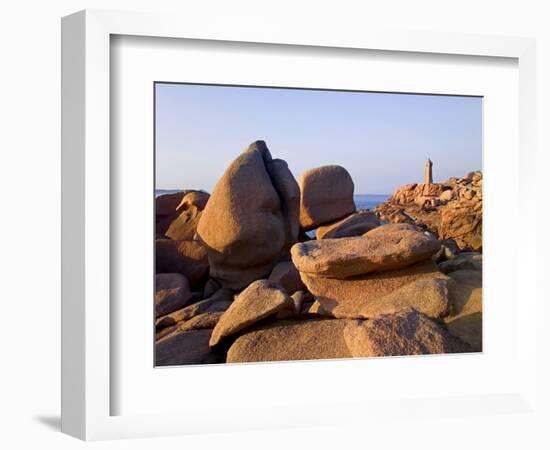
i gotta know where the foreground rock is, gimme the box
[344,309,472,357]
[444,270,482,351]
[156,329,218,366]
[157,311,225,341]
[155,239,209,287]
[291,225,441,279]
[227,319,355,363]
[298,165,355,231]
[210,280,294,346]
[155,273,193,317]
[303,260,449,319]
[316,211,380,239]
[197,141,300,290]
[156,288,234,331]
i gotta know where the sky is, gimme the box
[155,83,482,194]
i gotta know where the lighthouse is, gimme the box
[424,158,433,184]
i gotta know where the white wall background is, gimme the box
[0,1,548,448]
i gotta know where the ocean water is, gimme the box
[156,189,389,210]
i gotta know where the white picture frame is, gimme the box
[61,9,539,441]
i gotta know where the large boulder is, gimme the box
[302,260,449,319]
[197,141,300,290]
[298,165,355,231]
[268,261,305,295]
[227,319,355,363]
[155,239,209,287]
[316,211,380,239]
[209,280,294,346]
[344,309,472,357]
[155,329,218,366]
[291,225,441,279]
[444,270,482,351]
[155,273,193,317]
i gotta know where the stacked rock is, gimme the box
[154,140,481,366]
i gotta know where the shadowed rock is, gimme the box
[155,273,193,317]
[268,261,305,295]
[155,288,234,330]
[155,239,209,287]
[155,329,218,366]
[444,270,482,351]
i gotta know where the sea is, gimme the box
[156,190,389,211]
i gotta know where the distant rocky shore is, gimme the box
[155,141,482,366]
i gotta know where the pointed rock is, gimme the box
[209,280,294,346]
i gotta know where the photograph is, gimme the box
[153,83,483,366]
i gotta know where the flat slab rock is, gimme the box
[227,319,355,363]
[155,328,218,366]
[344,309,472,357]
[155,288,234,331]
[316,210,380,239]
[304,260,450,319]
[291,225,441,279]
[209,279,295,346]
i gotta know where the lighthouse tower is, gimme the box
[424,158,433,184]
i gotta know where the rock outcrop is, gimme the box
[155,146,481,366]
[375,171,482,250]
[298,165,355,231]
[197,141,300,290]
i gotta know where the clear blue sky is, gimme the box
[155,83,482,194]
